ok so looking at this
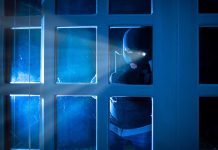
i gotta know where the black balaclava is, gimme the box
[123,26,152,68]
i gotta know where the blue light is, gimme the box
[8,28,41,83]
[10,95,40,149]
[56,96,96,149]
[56,28,96,83]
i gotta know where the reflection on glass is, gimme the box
[199,27,218,84]
[4,28,41,83]
[109,26,152,85]
[199,0,218,13]
[4,0,41,16]
[56,0,96,15]
[9,95,40,149]
[56,96,96,149]
[109,0,151,14]
[56,27,96,83]
[109,97,152,150]
[200,97,218,150]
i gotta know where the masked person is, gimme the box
[109,27,152,150]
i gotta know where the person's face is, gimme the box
[123,48,147,65]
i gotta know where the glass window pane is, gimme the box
[109,26,152,85]
[200,97,218,149]
[199,27,218,84]
[7,95,41,149]
[56,0,96,15]
[109,0,151,14]
[4,28,41,83]
[56,96,96,149]
[109,97,152,150]
[56,27,96,83]
[199,0,218,13]
[4,0,41,16]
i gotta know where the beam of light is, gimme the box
[56,27,97,84]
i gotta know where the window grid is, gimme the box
[0,0,160,150]
[2,0,215,150]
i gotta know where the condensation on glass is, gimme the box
[109,0,151,14]
[109,26,152,85]
[56,0,96,15]
[5,95,41,149]
[4,28,41,83]
[56,27,96,83]
[199,0,218,13]
[4,0,41,16]
[200,97,218,150]
[199,27,218,84]
[109,96,152,150]
[56,96,96,150]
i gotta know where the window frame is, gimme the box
[1,0,218,150]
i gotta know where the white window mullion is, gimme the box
[42,0,55,149]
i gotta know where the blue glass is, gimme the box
[199,27,218,84]
[109,97,152,150]
[109,0,151,14]
[199,0,218,13]
[4,0,41,16]
[200,97,218,149]
[5,28,41,83]
[56,96,96,149]
[10,95,40,149]
[56,0,96,15]
[57,28,96,83]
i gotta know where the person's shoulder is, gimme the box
[110,72,124,83]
